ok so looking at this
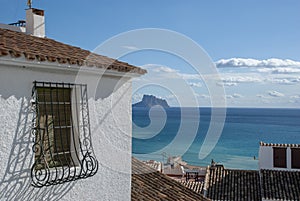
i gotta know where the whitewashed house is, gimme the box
[259,141,300,170]
[0,8,146,200]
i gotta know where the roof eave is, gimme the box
[0,56,144,78]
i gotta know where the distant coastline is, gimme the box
[132,94,170,108]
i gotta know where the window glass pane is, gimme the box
[273,147,287,168]
[35,87,72,169]
[292,148,300,169]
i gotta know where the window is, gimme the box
[291,148,300,169]
[31,81,98,187]
[273,147,287,168]
[35,87,72,169]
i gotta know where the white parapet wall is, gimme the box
[259,145,273,170]
[0,58,133,201]
[0,23,26,33]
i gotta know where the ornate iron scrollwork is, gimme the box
[31,81,98,188]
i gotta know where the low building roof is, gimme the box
[131,157,210,201]
[181,164,300,201]
[0,28,146,75]
[205,165,261,201]
[261,169,300,200]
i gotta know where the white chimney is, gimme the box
[26,8,45,38]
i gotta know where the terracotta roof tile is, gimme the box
[178,181,205,194]
[205,165,261,201]
[261,169,300,200]
[132,158,210,201]
[0,28,146,75]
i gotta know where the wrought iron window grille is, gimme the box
[31,81,98,188]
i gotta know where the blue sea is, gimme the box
[132,107,300,170]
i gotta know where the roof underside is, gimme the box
[0,28,146,75]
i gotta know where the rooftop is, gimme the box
[0,28,146,75]
[205,165,261,201]
[261,169,300,200]
[131,157,210,201]
[178,180,205,195]
[178,164,300,201]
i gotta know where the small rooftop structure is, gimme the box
[0,8,45,37]
[142,160,162,172]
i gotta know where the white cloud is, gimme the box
[268,90,285,97]
[256,94,263,98]
[140,64,181,79]
[189,82,202,88]
[148,65,178,73]
[289,95,300,103]
[222,76,262,83]
[179,73,201,80]
[232,93,243,98]
[216,58,300,68]
[218,75,262,86]
[141,64,202,81]
[122,45,139,50]
[257,94,267,98]
[290,95,300,99]
[257,67,300,74]
[197,94,210,99]
[218,82,238,87]
[226,95,234,99]
[226,93,243,99]
[267,77,300,85]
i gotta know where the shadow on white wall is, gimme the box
[0,97,75,200]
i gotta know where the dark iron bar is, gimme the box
[69,84,82,179]
[31,81,98,187]
[37,102,71,105]
[43,82,59,181]
[74,84,85,177]
[62,82,75,180]
[49,82,62,183]
[54,82,68,183]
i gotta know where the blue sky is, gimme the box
[1,1,300,107]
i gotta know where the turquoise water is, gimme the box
[132,108,300,170]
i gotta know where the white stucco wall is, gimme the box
[0,60,133,201]
[259,146,273,169]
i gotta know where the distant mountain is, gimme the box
[133,95,170,108]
